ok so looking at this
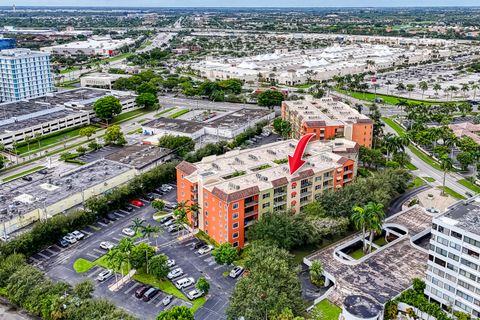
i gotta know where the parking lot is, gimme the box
[32,185,237,320]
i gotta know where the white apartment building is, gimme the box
[0,48,53,102]
[425,196,480,318]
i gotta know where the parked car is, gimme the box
[57,238,69,248]
[186,289,204,300]
[160,215,174,224]
[100,241,115,250]
[63,234,77,244]
[21,176,33,182]
[107,213,118,221]
[100,218,110,225]
[168,224,183,233]
[142,288,159,302]
[167,268,184,279]
[71,230,85,240]
[0,235,10,242]
[162,184,173,191]
[197,245,214,255]
[144,193,155,201]
[135,285,152,299]
[96,269,113,282]
[123,205,134,212]
[163,219,176,227]
[38,169,48,174]
[229,266,244,278]
[122,228,135,237]
[131,199,144,207]
[175,277,195,289]
[162,295,173,306]
[167,259,176,268]
[192,239,206,250]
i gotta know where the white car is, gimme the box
[186,289,204,300]
[164,219,176,227]
[167,267,184,280]
[96,269,113,282]
[0,235,10,242]
[229,266,244,278]
[71,230,85,240]
[197,245,214,255]
[174,277,195,289]
[100,241,115,250]
[63,234,77,244]
[167,259,176,268]
[162,295,172,306]
[122,228,135,237]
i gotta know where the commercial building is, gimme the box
[0,159,136,236]
[80,73,131,89]
[282,97,373,148]
[142,108,275,143]
[0,48,53,102]
[425,196,480,318]
[41,36,135,57]
[0,88,138,148]
[176,138,359,248]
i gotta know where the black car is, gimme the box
[143,288,159,302]
[107,213,118,221]
[38,169,48,174]
[144,193,155,201]
[155,188,165,195]
[160,215,174,224]
[135,285,152,299]
[21,176,33,181]
[57,238,69,248]
[123,206,134,212]
[192,239,206,250]
[100,218,110,225]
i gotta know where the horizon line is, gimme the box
[3,5,480,8]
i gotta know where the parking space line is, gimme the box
[81,229,92,236]
[203,257,214,262]
[214,265,223,270]
[87,267,102,278]
[45,248,57,255]
[93,248,106,255]
[155,299,165,308]
[86,252,101,259]
[124,282,140,295]
[114,212,124,218]
[37,252,50,259]
[147,294,161,304]
[98,221,108,227]
[112,237,121,242]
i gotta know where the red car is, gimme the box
[131,199,144,207]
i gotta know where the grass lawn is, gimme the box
[381,117,407,137]
[438,187,466,200]
[338,89,447,106]
[112,109,148,123]
[16,126,96,155]
[133,272,187,300]
[405,162,418,170]
[373,237,388,247]
[294,83,314,89]
[2,166,46,182]
[153,211,168,220]
[73,258,96,273]
[424,177,435,183]
[349,248,367,260]
[155,107,176,117]
[60,67,80,74]
[408,177,426,190]
[314,299,342,320]
[191,297,207,313]
[169,109,191,119]
[457,179,480,194]
[59,79,80,86]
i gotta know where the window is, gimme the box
[262,193,270,199]
[437,235,449,246]
[204,202,208,208]
[233,242,239,248]
[450,241,462,251]
[233,203,239,209]
[262,203,270,209]
[461,258,478,271]
[448,252,459,261]
[462,247,480,259]
[233,222,239,229]
[205,211,208,216]
[233,232,239,239]
[436,247,447,257]
[232,212,239,219]
[465,236,480,249]
[451,230,463,240]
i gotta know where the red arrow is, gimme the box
[288,133,315,175]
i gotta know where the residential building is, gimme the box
[0,38,16,50]
[282,97,374,148]
[0,48,53,102]
[176,138,359,248]
[425,196,480,318]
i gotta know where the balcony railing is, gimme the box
[244,210,258,218]
[244,200,258,208]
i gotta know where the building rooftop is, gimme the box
[437,196,480,236]
[0,109,82,134]
[307,206,432,306]
[343,295,382,318]
[207,108,274,128]
[180,138,358,194]
[0,159,133,217]
[143,117,206,135]
[104,144,173,170]
[0,48,49,58]
[283,97,372,127]
[448,122,480,145]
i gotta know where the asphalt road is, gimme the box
[387,185,431,216]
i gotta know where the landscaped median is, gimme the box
[457,179,480,194]
[2,165,46,182]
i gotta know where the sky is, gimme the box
[8,0,480,7]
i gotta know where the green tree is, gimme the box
[273,118,292,138]
[93,96,122,124]
[73,280,94,299]
[227,243,304,320]
[351,205,369,253]
[158,135,195,156]
[212,243,238,265]
[439,155,453,196]
[104,125,127,145]
[196,276,210,294]
[131,218,145,234]
[149,254,169,279]
[257,90,284,108]
[456,152,473,171]
[156,306,194,320]
[79,127,96,141]
[309,261,324,287]
[136,92,158,109]
[130,242,155,270]
[151,199,165,211]
[137,82,157,95]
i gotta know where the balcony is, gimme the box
[244,200,258,208]
[244,210,258,218]
[344,170,353,175]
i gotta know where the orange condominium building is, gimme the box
[282,97,374,148]
[176,138,359,248]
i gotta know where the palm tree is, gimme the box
[439,155,453,196]
[309,261,324,286]
[385,80,393,95]
[406,84,416,98]
[460,83,470,98]
[418,81,428,99]
[471,83,479,100]
[105,249,119,282]
[117,238,134,272]
[365,202,385,253]
[433,83,441,96]
[352,206,369,253]
[142,224,162,248]
[131,218,145,234]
